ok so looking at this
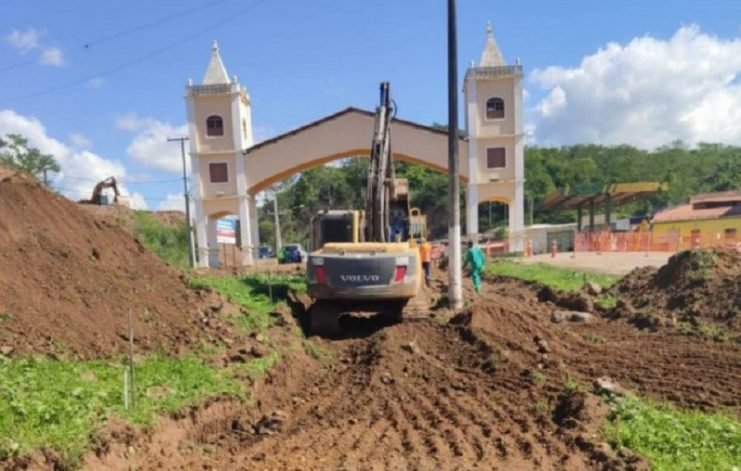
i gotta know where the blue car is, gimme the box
[258,245,274,259]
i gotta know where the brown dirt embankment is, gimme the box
[0,169,230,358]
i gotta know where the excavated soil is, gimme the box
[80,272,740,470]
[0,170,232,358]
[614,248,741,332]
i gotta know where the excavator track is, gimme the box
[308,290,431,337]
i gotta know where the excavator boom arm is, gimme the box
[365,82,394,243]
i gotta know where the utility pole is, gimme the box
[447,0,463,309]
[167,136,195,268]
[272,187,282,253]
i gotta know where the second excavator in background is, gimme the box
[78,177,131,207]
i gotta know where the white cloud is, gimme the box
[0,109,147,209]
[530,25,741,148]
[69,133,91,149]
[39,47,64,66]
[157,192,187,212]
[117,114,188,174]
[5,28,40,54]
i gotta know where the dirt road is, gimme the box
[84,273,740,470]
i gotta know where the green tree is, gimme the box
[0,133,60,184]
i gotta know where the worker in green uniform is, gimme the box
[463,240,486,293]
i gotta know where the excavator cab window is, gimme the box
[319,217,353,245]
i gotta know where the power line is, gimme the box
[53,186,179,205]
[81,0,229,50]
[0,0,229,73]
[61,175,183,184]
[0,0,269,105]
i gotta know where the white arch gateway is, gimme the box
[184,24,524,268]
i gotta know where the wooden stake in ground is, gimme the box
[127,308,136,409]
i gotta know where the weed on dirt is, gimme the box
[190,274,304,332]
[595,294,619,310]
[0,355,241,467]
[230,351,281,382]
[132,211,190,270]
[605,395,741,471]
[486,260,619,292]
[302,339,334,362]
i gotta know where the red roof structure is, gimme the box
[653,190,741,223]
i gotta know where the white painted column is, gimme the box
[230,82,253,265]
[238,195,252,265]
[464,76,479,238]
[194,201,209,268]
[249,196,260,252]
[509,180,525,252]
[185,88,210,268]
[510,73,526,253]
[207,217,220,267]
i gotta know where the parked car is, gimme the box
[281,243,306,263]
[258,245,274,259]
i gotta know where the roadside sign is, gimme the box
[216,217,238,245]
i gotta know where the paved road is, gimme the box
[519,251,673,275]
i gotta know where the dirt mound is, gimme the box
[0,171,229,358]
[78,204,185,231]
[615,248,741,330]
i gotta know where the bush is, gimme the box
[132,211,189,269]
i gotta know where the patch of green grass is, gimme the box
[302,339,334,362]
[583,332,605,344]
[485,260,619,292]
[0,355,241,467]
[132,211,189,270]
[523,369,547,384]
[230,351,280,382]
[595,294,619,310]
[190,274,305,333]
[677,321,729,343]
[562,376,588,394]
[605,395,741,471]
[0,311,11,322]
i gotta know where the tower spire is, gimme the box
[479,21,505,67]
[202,40,230,85]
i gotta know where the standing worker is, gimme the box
[419,237,433,285]
[463,240,486,293]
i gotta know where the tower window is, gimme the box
[486,147,506,169]
[206,115,224,137]
[209,162,228,183]
[486,98,505,120]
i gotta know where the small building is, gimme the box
[652,190,741,246]
[524,223,577,254]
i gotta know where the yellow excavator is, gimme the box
[305,82,427,335]
[78,177,130,207]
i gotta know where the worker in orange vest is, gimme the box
[419,237,433,285]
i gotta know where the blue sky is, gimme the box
[1,0,740,209]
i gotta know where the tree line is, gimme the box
[259,142,741,247]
